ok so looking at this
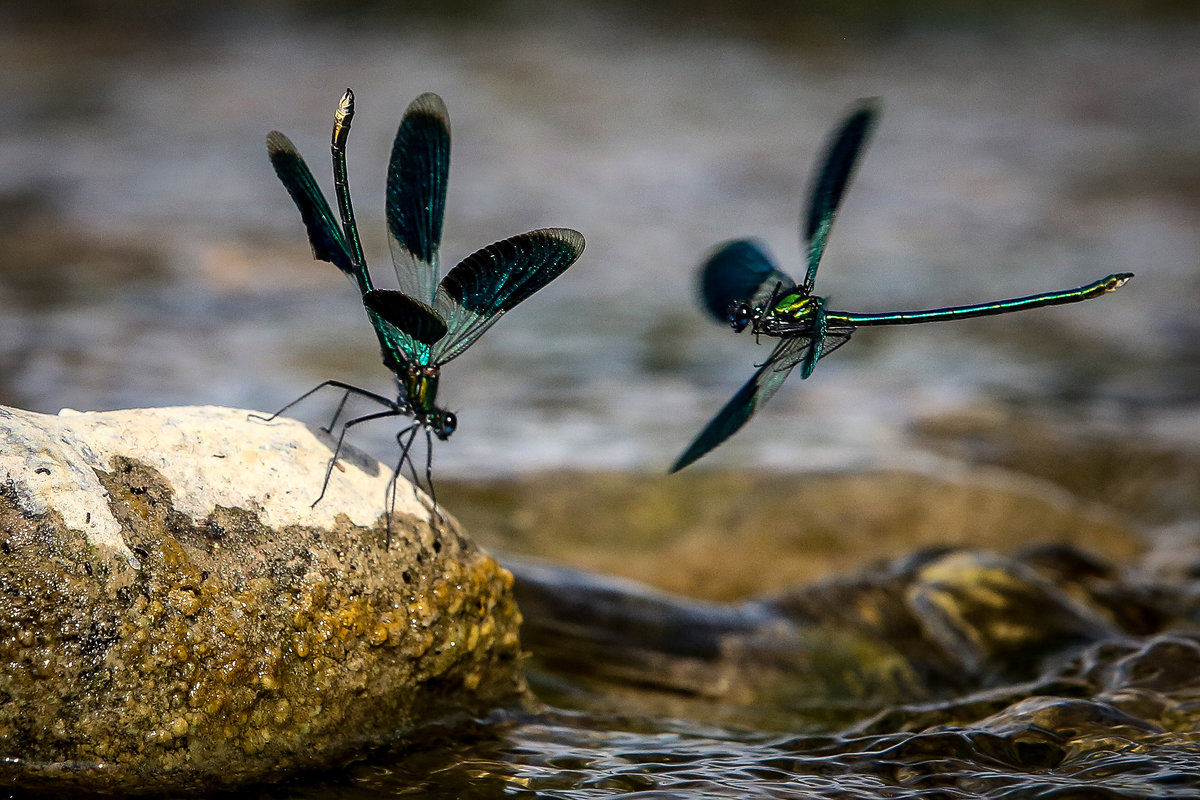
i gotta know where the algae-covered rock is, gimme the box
[0,405,526,794]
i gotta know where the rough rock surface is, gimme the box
[0,405,526,794]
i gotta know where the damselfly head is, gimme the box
[727,302,755,333]
[431,409,457,441]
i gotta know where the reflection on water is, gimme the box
[3,3,1200,798]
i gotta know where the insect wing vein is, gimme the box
[671,337,810,473]
[803,100,878,293]
[431,228,585,365]
[386,92,450,306]
[266,131,355,276]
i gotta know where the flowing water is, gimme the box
[3,2,1200,797]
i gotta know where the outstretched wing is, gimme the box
[698,239,795,324]
[802,99,878,293]
[386,92,451,306]
[670,329,855,473]
[431,228,585,365]
[266,130,355,276]
[671,337,811,473]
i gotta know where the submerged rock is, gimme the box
[507,543,1189,732]
[0,405,526,795]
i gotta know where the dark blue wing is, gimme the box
[699,240,795,324]
[670,329,855,472]
[431,228,585,365]
[670,337,812,473]
[386,92,450,306]
[266,130,355,276]
[802,99,878,293]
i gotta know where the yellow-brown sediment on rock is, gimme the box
[0,457,526,792]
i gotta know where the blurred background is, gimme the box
[6,9,1200,790]
[1,0,1197,478]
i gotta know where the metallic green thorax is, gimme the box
[402,364,440,415]
[770,292,820,321]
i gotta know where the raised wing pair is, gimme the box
[671,101,1132,472]
[264,90,584,541]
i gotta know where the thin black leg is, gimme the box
[422,427,444,524]
[321,388,351,435]
[386,423,421,550]
[251,380,399,424]
[313,407,408,508]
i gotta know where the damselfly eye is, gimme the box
[728,303,752,333]
[435,411,457,440]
